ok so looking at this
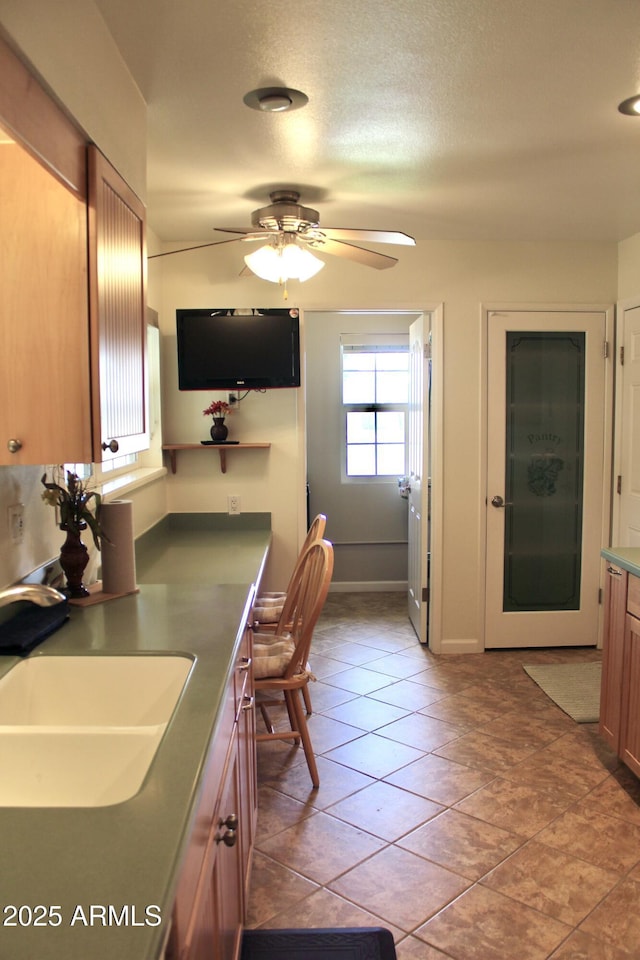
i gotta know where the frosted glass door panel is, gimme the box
[503,332,585,611]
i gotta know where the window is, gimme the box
[341,335,409,479]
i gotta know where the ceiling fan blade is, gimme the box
[215,228,278,242]
[319,228,415,246]
[148,236,244,259]
[214,227,254,236]
[313,237,398,269]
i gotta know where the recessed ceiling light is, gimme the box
[243,87,309,113]
[618,95,640,116]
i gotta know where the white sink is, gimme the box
[0,655,193,807]
[0,725,166,807]
[0,655,193,726]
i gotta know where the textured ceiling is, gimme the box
[95,0,640,245]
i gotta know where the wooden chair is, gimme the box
[253,538,334,788]
[253,513,327,624]
[253,513,327,715]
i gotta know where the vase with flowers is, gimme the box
[41,469,105,598]
[203,399,233,443]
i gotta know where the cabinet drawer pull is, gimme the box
[7,439,22,454]
[238,657,252,672]
[242,695,255,712]
[607,566,623,576]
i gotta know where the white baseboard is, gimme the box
[439,637,484,654]
[329,581,407,593]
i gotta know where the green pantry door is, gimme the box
[485,310,610,648]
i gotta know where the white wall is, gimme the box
[618,233,640,300]
[151,249,306,592]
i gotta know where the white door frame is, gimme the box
[427,303,444,653]
[479,302,614,651]
[612,296,640,546]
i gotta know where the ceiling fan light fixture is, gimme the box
[243,87,309,113]
[244,240,324,283]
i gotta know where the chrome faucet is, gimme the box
[0,584,66,608]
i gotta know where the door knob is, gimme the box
[491,495,513,508]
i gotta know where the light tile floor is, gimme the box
[247,592,640,959]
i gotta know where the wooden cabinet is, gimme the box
[87,146,148,462]
[0,134,92,466]
[600,564,627,750]
[0,36,148,465]
[600,563,640,776]
[621,613,640,776]
[167,624,257,960]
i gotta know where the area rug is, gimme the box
[522,662,602,723]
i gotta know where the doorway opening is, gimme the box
[304,307,443,648]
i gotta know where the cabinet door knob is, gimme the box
[101,439,119,453]
[7,439,22,453]
[216,829,237,848]
[215,814,238,847]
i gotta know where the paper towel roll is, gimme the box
[100,500,137,595]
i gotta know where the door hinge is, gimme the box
[603,340,609,359]
[621,344,625,365]
[617,475,623,495]
[424,343,432,359]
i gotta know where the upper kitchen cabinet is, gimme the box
[0,131,92,466]
[0,33,149,467]
[87,146,149,462]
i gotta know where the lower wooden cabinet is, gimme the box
[167,624,256,960]
[600,563,640,777]
[620,612,640,777]
[600,564,627,750]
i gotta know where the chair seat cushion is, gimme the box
[253,632,296,678]
[253,603,283,624]
[254,593,287,624]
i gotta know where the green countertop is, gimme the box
[601,546,640,579]
[0,513,271,960]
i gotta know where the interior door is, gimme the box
[486,309,608,648]
[407,314,430,641]
[615,302,640,545]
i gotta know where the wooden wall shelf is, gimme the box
[162,442,271,474]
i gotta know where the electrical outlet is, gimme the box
[227,391,239,407]
[227,495,241,516]
[8,503,24,544]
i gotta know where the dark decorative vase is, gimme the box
[210,417,229,443]
[59,524,90,598]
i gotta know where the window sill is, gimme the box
[100,466,167,500]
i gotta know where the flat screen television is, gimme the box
[176,308,300,390]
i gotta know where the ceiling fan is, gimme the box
[148,190,416,282]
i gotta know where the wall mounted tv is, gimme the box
[176,308,300,390]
